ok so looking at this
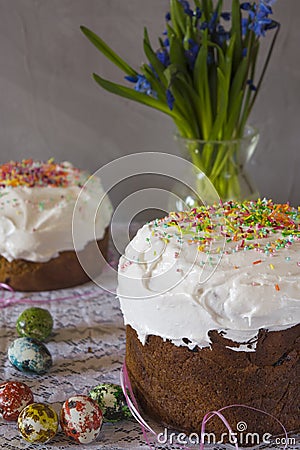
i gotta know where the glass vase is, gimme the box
[169,125,260,211]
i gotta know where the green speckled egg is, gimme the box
[89,383,132,422]
[18,403,58,443]
[16,307,53,341]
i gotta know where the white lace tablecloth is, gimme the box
[0,248,299,450]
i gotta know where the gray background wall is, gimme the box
[0,0,299,206]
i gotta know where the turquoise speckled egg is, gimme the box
[18,402,58,443]
[89,383,132,422]
[8,337,52,374]
[16,307,53,341]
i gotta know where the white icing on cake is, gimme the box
[118,200,300,350]
[0,160,112,262]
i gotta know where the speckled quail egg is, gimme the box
[16,307,53,341]
[0,381,34,421]
[8,337,52,374]
[18,402,58,443]
[60,395,103,444]
[89,383,132,422]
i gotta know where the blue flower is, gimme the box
[259,2,273,15]
[249,4,273,37]
[244,1,275,37]
[221,12,231,21]
[124,75,138,83]
[208,10,218,32]
[166,89,175,110]
[262,0,277,5]
[178,0,193,17]
[247,79,257,91]
[216,25,230,45]
[194,7,202,19]
[165,12,171,21]
[240,2,252,11]
[241,17,249,36]
[125,74,155,97]
[163,38,170,47]
[200,22,208,30]
[185,39,200,70]
[156,48,170,68]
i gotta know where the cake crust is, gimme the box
[0,229,109,291]
[126,324,300,438]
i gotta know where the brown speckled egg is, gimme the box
[18,403,58,443]
[0,381,34,421]
[60,395,103,444]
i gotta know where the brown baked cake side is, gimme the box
[0,228,109,291]
[126,324,300,438]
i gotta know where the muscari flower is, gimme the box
[240,2,252,11]
[194,7,202,19]
[247,79,257,91]
[166,89,175,110]
[241,0,277,37]
[216,25,230,45]
[221,12,231,21]
[125,74,155,96]
[208,10,218,32]
[156,48,170,68]
[249,4,273,37]
[178,0,193,17]
[241,17,250,36]
[185,39,200,70]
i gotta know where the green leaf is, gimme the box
[183,18,193,51]
[228,57,248,113]
[209,67,227,140]
[169,34,187,71]
[193,30,212,139]
[174,74,203,136]
[207,40,226,72]
[202,0,214,22]
[93,73,178,117]
[143,28,167,86]
[225,34,235,81]
[231,0,243,73]
[225,90,244,138]
[80,26,137,77]
[215,0,224,19]
[170,0,185,38]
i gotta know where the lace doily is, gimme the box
[0,245,299,449]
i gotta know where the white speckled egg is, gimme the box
[18,402,58,443]
[60,395,103,444]
[8,337,52,374]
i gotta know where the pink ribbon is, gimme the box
[120,362,289,450]
[0,283,98,308]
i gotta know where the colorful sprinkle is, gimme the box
[146,199,299,257]
[0,159,83,188]
[275,284,280,291]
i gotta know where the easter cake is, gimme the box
[0,159,112,291]
[118,199,300,439]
